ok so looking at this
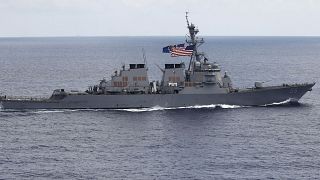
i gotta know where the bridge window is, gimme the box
[137,64,145,68]
[165,64,174,69]
[130,64,136,69]
[175,64,182,68]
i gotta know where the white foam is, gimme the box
[32,110,66,114]
[0,104,245,113]
[217,104,243,109]
[116,105,166,112]
[116,104,243,112]
[261,98,294,106]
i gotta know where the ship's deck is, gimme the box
[1,96,49,101]
[237,83,314,92]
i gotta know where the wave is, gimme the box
[115,104,243,112]
[33,110,69,114]
[30,109,105,114]
[260,98,298,107]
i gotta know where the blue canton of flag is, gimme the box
[162,46,171,53]
[176,44,185,48]
[162,44,185,53]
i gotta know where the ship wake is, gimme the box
[115,104,244,112]
[260,98,300,107]
[116,99,299,112]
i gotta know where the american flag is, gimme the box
[171,45,194,57]
[163,44,194,57]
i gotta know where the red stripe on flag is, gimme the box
[171,47,193,56]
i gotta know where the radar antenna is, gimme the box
[185,11,190,27]
[184,12,205,72]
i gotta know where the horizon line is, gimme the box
[0,35,320,38]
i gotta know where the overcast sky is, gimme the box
[0,0,319,37]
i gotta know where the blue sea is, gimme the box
[0,37,320,179]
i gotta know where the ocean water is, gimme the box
[0,37,320,179]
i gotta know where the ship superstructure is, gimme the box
[80,13,233,96]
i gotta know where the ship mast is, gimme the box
[185,12,204,72]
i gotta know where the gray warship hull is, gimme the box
[0,83,314,109]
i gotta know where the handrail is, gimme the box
[2,96,49,101]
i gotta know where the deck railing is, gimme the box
[1,96,49,101]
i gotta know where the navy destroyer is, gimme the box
[0,13,315,109]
